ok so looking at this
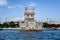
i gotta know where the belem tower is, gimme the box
[19,7,43,30]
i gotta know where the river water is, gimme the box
[0,30,60,40]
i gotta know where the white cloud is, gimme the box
[9,17,24,22]
[9,17,20,22]
[0,0,7,6]
[14,17,21,21]
[7,6,15,8]
[7,5,23,8]
[15,5,23,7]
[29,2,36,7]
[20,17,24,21]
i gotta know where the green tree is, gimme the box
[0,24,3,28]
[2,23,9,28]
[43,22,49,28]
[56,24,60,28]
[15,24,19,27]
[9,21,16,28]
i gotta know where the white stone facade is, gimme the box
[19,7,43,30]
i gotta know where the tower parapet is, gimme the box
[24,7,34,15]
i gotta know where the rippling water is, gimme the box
[0,30,60,40]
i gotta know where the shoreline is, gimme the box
[0,28,42,31]
[0,28,60,31]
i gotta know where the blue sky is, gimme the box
[0,0,60,22]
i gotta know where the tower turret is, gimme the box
[24,7,35,22]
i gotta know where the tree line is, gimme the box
[0,21,19,28]
[0,22,60,28]
[43,22,60,28]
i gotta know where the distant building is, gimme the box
[48,21,60,24]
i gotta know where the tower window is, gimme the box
[27,15,29,17]
[26,25,28,27]
[21,21,24,23]
[31,15,33,17]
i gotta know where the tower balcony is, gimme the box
[25,16,34,18]
[24,12,35,15]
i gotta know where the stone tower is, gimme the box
[24,7,35,22]
[24,7,35,29]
